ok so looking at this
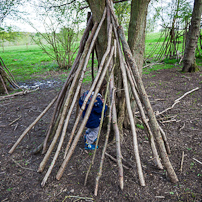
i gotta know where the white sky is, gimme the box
[3,3,48,32]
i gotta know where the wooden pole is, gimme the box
[38,22,99,173]
[8,96,58,154]
[116,24,178,183]
[56,45,114,181]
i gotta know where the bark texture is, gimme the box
[182,0,202,72]
[87,0,108,65]
[128,0,150,75]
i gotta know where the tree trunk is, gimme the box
[128,0,150,75]
[87,0,150,129]
[87,0,107,65]
[182,0,202,72]
[127,0,150,124]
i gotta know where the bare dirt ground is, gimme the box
[0,66,202,202]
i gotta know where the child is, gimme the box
[79,82,107,150]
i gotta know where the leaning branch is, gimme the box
[9,96,58,154]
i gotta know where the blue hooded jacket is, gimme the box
[79,90,108,128]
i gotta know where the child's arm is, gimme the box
[93,97,108,114]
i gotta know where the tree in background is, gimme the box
[28,0,85,69]
[182,0,202,72]
[0,26,19,52]
[114,1,130,30]
[128,0,151,75]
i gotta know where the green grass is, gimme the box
[1,45,60,81]
[1,31,202,83]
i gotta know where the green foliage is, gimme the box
[27,0,85,69]
[33,27,79,69]
[0,0,24,24]
[136,124,144,130]
[1,45,61,81]
[114,1,130,30]
[0,26,20,52]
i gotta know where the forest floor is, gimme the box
[0,66,202,202]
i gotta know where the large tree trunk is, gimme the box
[87,0,150,130]
[125,0,150,128]
[128,0,150,76]
[182,0,202,72]
[87,0,107,65]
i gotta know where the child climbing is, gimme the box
[79,81,108,150]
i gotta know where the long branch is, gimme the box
[112,18,145,186]
[41,11,107,186]
[9,96,58,154]
[42,16,93,152]
[94,87,114,196]
[115,21,178,182]
[38,22,99,173]
[56,45,114,181]
[125,64,163,169]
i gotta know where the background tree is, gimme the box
[27,0,84,69]
[128,0,151,75]
[182,0,202,72]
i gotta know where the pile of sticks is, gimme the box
[8,0,178,195]
[0,57,21,94]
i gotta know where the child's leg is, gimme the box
[85,127,99,144]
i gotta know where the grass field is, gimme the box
[1,33,202,82]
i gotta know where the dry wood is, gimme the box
[42,16,93,152]
[8,96,58,154]
[0,88,38,101]
[193,158,202,165]
[9,116,21,126]
[63,20,112,159]
[38,22,99,174]
[105,152,130,170]
[114,20,178,183]
[84,72,110,187]
[156,87,199,116]
[56,44,114,181]
[41,14,106,186]
[0,74,9,94]
[125,64,163,169]
[12,159,35,171]
[112,16,145,186]
[158,123,171,154]
[179,151,184,172]
[94,88,114,196]
[62,195,94,202]
[110,72,124,189]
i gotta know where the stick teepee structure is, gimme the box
[8,0,178,194]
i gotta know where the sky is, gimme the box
[3,3,49,33]
[2,0,89,33]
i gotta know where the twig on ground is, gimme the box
[179,122,185,132]
[105,152,130,170]
[143,62,163,69]
[62,195,94,202]
[14,123,19,131]
[9,116,21,126]
[156,87,199,116]
[179,151,184,172]
[0,88,39,101]
[12,159,35,171]
[193,158,202,165]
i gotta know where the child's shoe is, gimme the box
[85,142,98,150]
